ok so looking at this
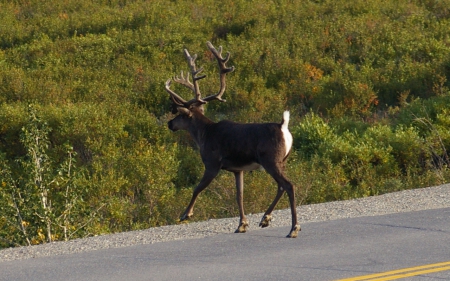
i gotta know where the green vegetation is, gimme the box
[1,0,449,248]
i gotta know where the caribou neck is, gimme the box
[188,110,215,148]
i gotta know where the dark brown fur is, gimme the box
[168,107,300,237]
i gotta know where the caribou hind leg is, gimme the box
[261,162,301,238]
[259,187,284,228]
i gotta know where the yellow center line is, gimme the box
[336,261,450,281]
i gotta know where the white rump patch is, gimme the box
[281,111,293,157]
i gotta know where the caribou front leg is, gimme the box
[234,171,249,233]
[180,168,219,222]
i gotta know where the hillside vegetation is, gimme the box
[1,0,449,248]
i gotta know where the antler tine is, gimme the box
[203,41,235,103]
[173,71,194,92]
[183,49,207,106]
[165,79,188,107]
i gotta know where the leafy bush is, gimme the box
[1,0,450,247]
[0,106,88,246]
[291,112,335,158]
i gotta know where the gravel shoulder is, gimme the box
[1,184,449,262]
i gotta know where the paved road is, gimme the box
[1,208,449,281]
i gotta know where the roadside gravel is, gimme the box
[1,183,449,262]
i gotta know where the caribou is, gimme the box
[165,42,300,238]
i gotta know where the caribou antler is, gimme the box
[165,41,234,109]
[173,71,194,92]
[202,41,235,103]
[165,79,187,107]
[183,49,206,105]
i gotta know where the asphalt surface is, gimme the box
[1,207,449,281]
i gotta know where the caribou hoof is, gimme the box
[286,225,301,238]
[179,213,193,222]
[235,221,249,233]
[259,214,272,228]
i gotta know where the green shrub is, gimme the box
[0,106,89,246]
[1,0,450,247]
[291,112,335,158]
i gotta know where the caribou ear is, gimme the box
[177,107,192,116]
